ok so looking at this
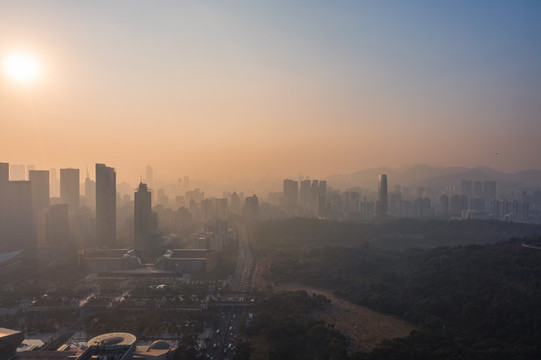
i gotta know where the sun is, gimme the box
[2,53,41,84]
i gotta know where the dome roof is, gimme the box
[149,340,171,350]
[87,332,136,348]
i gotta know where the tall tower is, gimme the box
[283,179,298,211]
[29,170,50,215]
[84,170,96,209]
[377,174,388,217]
[134,182,153,251]
[0,163,10,226]
[96,163,116,248]
[60,168,80,213]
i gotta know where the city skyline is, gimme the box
[1,1,540,182]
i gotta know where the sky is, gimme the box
[1,1,540,183]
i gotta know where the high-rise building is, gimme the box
[84,170,96,209]
[49,168,60,198]
[230,192,241,214]
[0,163,9,227]
[473,181,483,198]
[311,180,319,215]
[96,163,116,248]
[45,204,71,246]
[300,180,311,206]
[244,194,259,219]
[5,181,35,250]
[377,174,388,217]
[483,181,496,201]
[60,168,80,213]
[134,182,157,252]
[318,180,327,217]
[29,170,50,222]
[460,179,473,198]
[283,179,298,210]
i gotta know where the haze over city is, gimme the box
[2,1,540,183]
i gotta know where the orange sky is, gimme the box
[1,2,540,184]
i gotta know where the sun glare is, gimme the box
[3,53,41,84]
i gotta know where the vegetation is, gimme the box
[251,218,541,251]
[247,291,348,359]
[264,238,541,358]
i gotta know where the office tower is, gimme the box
[244,194,259,219]
[460,179,473,198]
[134,182,156,252]
[5,181,35,250]
[29,170,50,216]
[49,168,59,198]
[46,204,70,246]
[440,194,449,216]
[215,198,228,220]
[96,163,116,248]
[184,176,190,191]
[300,179,311,206]
[230,192,241,214]
[483,181,496,201]
[0,163,8,226]
[0,163,8,183]
[376,174,388,217]
[84,171,96,209]
[60,168,80,213]
[318,180,327,217]
[473,181,483,198]
[310,180,319,214]
[283,179,298,210]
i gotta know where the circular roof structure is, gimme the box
[87,333,136,348]
[149,340,171,350]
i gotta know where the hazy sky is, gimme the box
[1,1,540,182]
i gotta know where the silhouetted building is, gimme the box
[60,168,80,213]
[300,179,311,207]
[0,327,24,360]
[377,174,388,217]
[317,180,327,217]
[0,163,8,236]
[230,192,241,214]
[29,170,50,215]
[283,179,298,211]
[460,179,473,197]
[96,163,116,248]
[5,181,35,250]
[483,180,496,201]
[84,170,96,209]
[244,194,259,219]
[45,204,71,246]
[134,182,158,259]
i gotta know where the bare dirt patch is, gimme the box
[253,258,416,353]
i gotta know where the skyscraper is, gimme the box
[29,170,50,215]
[318,180,327,218]
[377,174,388,217]
[60,168,80,213]
[244,194,259,219]
[5,181,35,250]
[134,182,154,250]
[0,163,9,227]
[84,170,96,209]
[96,163,116,248]
[283,179,298,211]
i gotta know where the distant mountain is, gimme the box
[326,164,541,194]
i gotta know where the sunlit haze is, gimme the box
[1,1,540,184]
